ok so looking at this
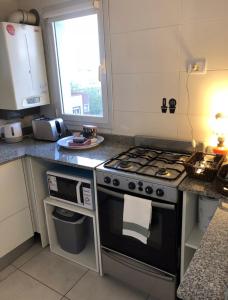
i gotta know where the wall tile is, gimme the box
[109,0,181,33]
[111,26,180,74]
[113,110,178,139]
[179,70,228,116]
[113,73,179,113]
[182,0,228,22]
[177,115,213,144]
[179,19,228,71]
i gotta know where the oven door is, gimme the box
[97,185,181,275]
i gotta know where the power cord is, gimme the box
[186,73,196,151]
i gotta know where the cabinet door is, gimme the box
[4,23,33,108]
[0,207,33,257]
[25,26,50,106]
[0,160,29,222]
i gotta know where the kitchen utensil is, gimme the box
[3,122,23,143]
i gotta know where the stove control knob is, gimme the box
[128,182,136,190]
[145,186,153,195]
[104,176,111,184]
[113,179,120,186]
[156,189,164,197]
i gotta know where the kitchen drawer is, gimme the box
[0,159,29,222]
[102,248,176,300]
[0,207,33,257]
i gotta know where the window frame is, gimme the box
[44,2,112,129]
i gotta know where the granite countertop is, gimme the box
[177,203,228,300]
[179,176,228,201]
[1,136,227,299]
[0,135,133,169]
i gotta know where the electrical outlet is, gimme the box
[187,59,207,74]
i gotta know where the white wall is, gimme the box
[18,0,228,145]
[0,0,18,21]
[109,0,228,145]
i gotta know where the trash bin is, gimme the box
[52,207,88,254]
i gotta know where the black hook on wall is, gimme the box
[161,98,168,113]
[169,98,177,113]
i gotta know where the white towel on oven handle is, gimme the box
[122,194,152,244]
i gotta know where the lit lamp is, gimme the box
[213,112,228,155]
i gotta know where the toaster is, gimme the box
[32,117,66,141]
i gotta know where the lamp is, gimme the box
[213,112,228,155]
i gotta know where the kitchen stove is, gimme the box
[96,142,193,300]
[96,146,191,203]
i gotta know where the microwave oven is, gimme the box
[47,168,94,210]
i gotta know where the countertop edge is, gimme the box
[177,204,228,300]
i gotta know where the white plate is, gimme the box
[57,135,104,150]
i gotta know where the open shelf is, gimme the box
[44,197,98,272]
[185,225,204,250]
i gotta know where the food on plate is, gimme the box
[68,138,91,147]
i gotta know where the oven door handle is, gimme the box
[97,186,175,210]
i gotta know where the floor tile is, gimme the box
[20,249,88,294]
[0,270,61,300]
[66,271,147,300]
[0,265,16,282]
[12,241,44,268]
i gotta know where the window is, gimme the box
[47,4,110,127]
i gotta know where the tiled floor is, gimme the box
[0,241,149,300]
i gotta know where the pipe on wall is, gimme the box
[8,9,40,25]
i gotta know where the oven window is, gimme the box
[98,190,179,274]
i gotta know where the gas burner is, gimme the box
[118,161,132,169]
[103,146,191,181]
[157,168,168,176]
[134,148,148,155]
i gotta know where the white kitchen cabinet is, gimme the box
[0,22,50,110]
[0,159,33,258]
[0,159,29,222]
[0,208,33,257]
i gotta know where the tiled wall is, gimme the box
[109,0,228,145]
[17,0,228,145]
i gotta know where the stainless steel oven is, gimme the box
[97,185,182,300]
[98,186,181,272]
[96,145,190,300]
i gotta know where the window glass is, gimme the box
[54,14,103,118]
